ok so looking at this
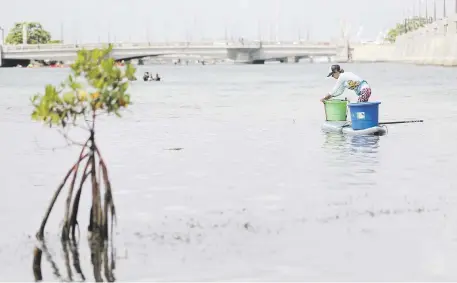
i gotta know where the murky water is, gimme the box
[1,63,457,281]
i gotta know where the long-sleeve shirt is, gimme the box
[329,72,370,98]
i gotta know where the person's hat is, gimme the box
[327,64,341,77]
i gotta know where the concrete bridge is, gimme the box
[0,41,347,66]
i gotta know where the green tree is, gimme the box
[5,22,53,44]
[31,44,136,243]
[385,17,429,43]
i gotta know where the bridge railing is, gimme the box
[1,42,255,51]
[2,41,340,52]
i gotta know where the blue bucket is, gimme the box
[348,102,381,130]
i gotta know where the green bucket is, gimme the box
[324,99,348,121]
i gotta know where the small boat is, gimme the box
[321,121,387,136]
[142,72,161,82]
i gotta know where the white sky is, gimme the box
[0,0,453,43]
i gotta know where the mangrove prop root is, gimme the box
[70,170,90,240]
[109,237,116,271]
[70,239,86,281]
[36,153,89,240]
[88,205,94,233]
[101,160,113,240]
[96,146,117,240]
[61,158,84,240]
[103,242,116,282]
[33,239,88,282]
[32,247,43,282]
[98,160,108,240]
[62,140,90,240]
[89,145,104,239]
[69,156,92,241]
[61,239,73,281]
[90,237,104,282]
[89,236,116,282]
[36,134,119,283]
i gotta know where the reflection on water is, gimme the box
[322,132,380,154]
[350,135,380,147]
[321,132,346,150]
[32,239,115,282]
[321,132,380,188]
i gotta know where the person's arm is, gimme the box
[321,77,344,102]
[321,77,345,101]
[328,77,345,98]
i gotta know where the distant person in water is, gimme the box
[320,65,372,103]
[143,72,150,81]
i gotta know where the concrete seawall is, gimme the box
[334,14,457,66]
[334,43,395,63]
[394,34,457,66]
[393,15,457,66]
[347,43,396,63]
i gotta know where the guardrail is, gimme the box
[1,41,339,52]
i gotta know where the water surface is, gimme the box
[0,63,456,281]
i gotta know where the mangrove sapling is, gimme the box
[31,44,136,243]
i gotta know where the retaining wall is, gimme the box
[334,43,395,63]
[350,43,396,62]
[334,14,457,66]
[392,14,457,66]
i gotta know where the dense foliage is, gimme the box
[385,17,430,43]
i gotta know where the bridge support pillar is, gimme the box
[286,56,298,63]
[227,47,264,64]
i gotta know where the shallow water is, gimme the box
[1,63,457,281]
